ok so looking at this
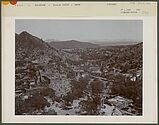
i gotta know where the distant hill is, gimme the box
[95,42,140,47]
[49,40,99,49]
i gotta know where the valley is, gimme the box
[15,31,142,115]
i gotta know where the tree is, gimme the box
[81,79,103,115]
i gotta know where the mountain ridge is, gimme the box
[49,40,99,49]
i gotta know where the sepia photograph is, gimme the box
[15,19,143,116]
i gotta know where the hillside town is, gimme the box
[15,31,142,115]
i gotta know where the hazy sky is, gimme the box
[15,20,143,42]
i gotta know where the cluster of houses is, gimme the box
[15,60,51,97]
